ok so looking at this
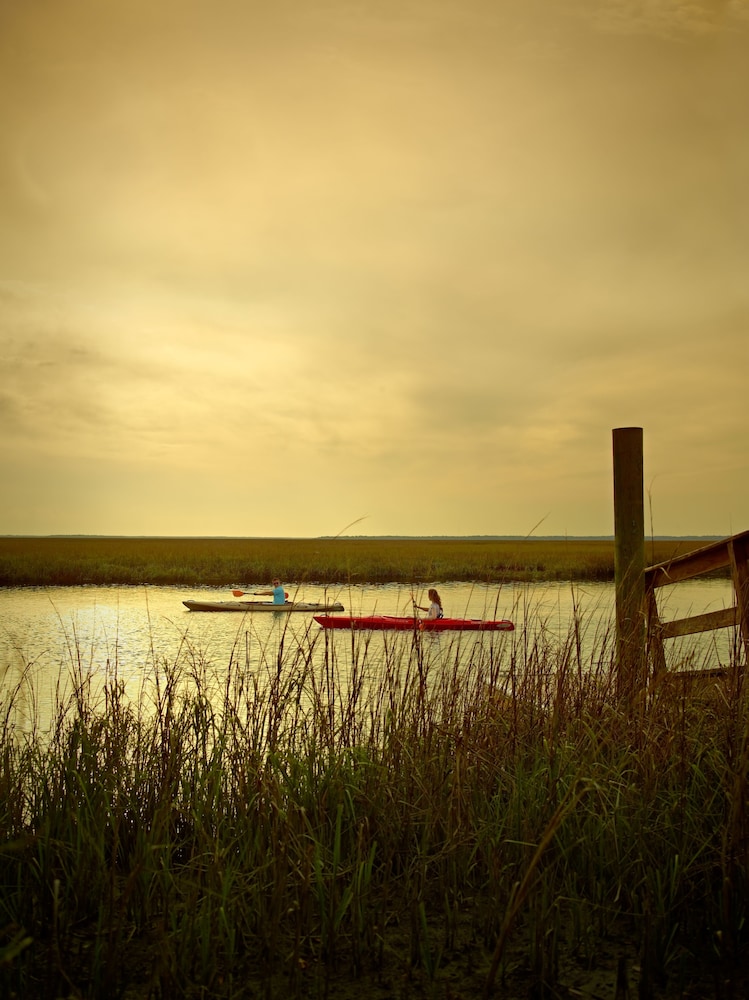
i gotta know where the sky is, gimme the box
[1,0,748,539]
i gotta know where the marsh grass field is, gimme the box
[1,536,747,999]
[0,535,723,587]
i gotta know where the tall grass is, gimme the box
[0,535,720,587]
[1,608,747,999]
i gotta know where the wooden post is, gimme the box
[728,534,749,661]
[612,427,646,697]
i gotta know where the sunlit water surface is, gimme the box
[0,579,739,734]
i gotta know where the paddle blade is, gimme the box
[232,590,246,597]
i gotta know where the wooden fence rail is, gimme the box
[645,529,749,675]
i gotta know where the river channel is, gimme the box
[0,578,739,735]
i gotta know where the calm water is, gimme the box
[0,579,738,734]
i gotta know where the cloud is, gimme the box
[580,0,749,37]
[0,1,747,535]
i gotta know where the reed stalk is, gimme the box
[0,604,746,998]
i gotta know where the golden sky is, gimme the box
[1,0,748,537]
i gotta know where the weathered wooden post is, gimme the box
[612,427,646,698]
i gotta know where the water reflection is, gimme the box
[0,578,738,736]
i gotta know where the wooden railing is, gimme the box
[644,529,749,675]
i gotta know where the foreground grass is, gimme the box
[1,615,747,999]
[0,535,719,587]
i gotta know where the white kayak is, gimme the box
[183,600,345,613]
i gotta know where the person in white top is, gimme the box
[414,588,444,619]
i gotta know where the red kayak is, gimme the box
[313,615,514,632]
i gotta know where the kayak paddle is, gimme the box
[232,589,289,599]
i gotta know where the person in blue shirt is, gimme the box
[257,579,287,604]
